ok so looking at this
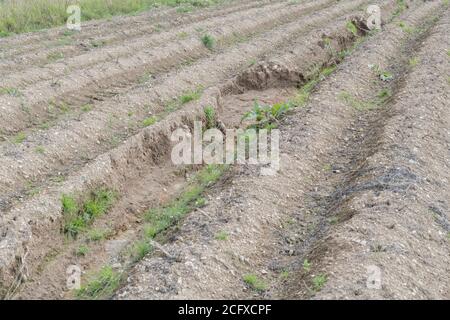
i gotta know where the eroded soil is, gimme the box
[0,0,449,300]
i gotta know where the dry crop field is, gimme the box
[0,0,449,300]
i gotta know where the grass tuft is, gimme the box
[346,20,358,37]
[215,230,228,241]
[143,164,227,241]
[0,87,22,97]
[243,274,267,292]
[201,34,215,50]
[312,274,327,291]
[76,266,121,300]
[203,106,216,129]
[142,116,158,127]
[62,189,116,238]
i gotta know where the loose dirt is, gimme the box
[1,0,449,300]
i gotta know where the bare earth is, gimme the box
[0,0,449,300]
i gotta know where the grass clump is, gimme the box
[203,106,216,129]
[131,240,153,262]
[201,34,215,50]
[76,266,121,300]
[144,164,227,241]
[215,230,228,241]
[165,87,203,112]
[142,116,158,127]
[180,89,202,104]
[75,245,90,257]
[312,274,327,291]
[47,51,65,62]
[243,274,267,292]
[346,20,358,36]
[292,65,336,107]
[0,87,21,97]
[398,21,414,33]
[13,132,26,144]
[87,228,111,242]
[338,91,375,111]
[242,101,292,130]
[35,146,45,154]
[393,0,407,17]
[409,57,420,67]
[303,259,311,272]
[369,64,394,81]
[62,189,116,238]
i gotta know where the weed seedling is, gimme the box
[303,259,311,272]
[0,87,21,97]
[142,116,157,127]
[215,231,228,241]
[204,106,216,129]
[243,274,267,292]
[201,34,215,50]
[76,266,120,299]
[62,189,116,238]
[312,274,327,291]
[346,20,358,36]
[131,240,152,262]
[13,132,26,144]
[409,57,419,67]
[75,245,89,257]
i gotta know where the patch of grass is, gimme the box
[76,266,120,300]
[178,31,189,39]
[13,132,26,144]
[203,106,216,129]
[142,116,158,127]
[87,228,111,242]
[180,89,202,104]
[47,51,64,61]
[35,145,45,154]
[201,34,215,50]
[0,87,22,97]
[81,104,93,112]
[346,20,358,37]
[243,274,267,292]
[144,164,227,241]
[303,259,311,272]
[292,65,336,107]
[130,240,153,262]
[0,0,223,37]
[25,181,41,197]
[75,245,90,257]
[338,91,375,111]
[89,39,107,48]
[215,230,228,241]
[398,21,414,33]
[62,189,116,238]
[312,274,327,291]
[138,72,152,84]
[280,270,290,280]
[248,58,257,66]
[392,0,407,18]
[242,101,292,130]
[165,87,203,113]
[369,64,394,81]
[409,57,420,67]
